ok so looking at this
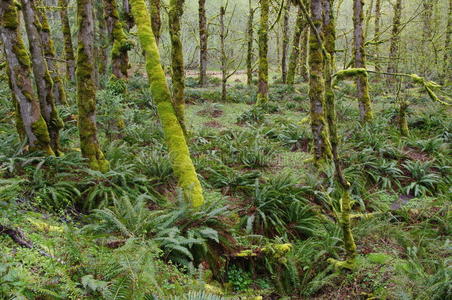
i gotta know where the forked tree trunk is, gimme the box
[309,0,332,163]
[387,0,402,78]
[0,0,54,155]
[36,1,68,105]
[76,0,110,172]
[150,0,161,44]
[246,0,254,86]
[59,0,76,81]
[353,0,373,123]
[198,0,208,87]
[169,0,187,134]
[21,0,64,155]
[103,0,130,79]
[257,0,269,104]
[287,5,304,85]
[130,0,205,207]
[281,2,290,83]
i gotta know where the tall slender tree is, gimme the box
[287,5,304,85]
[257,0,269,104]
[59,0,75,81]
[150,0,161,44]
[103,0,131,79]
[95,1,109,79]
[443,0,451,83]
[21,0,63,155]
[421,0,434,76]
[246,0,254,86]
[353,0,373,123]
[169,0,186,134]
[76,0,109,172]
[129,0,205,207]
[198,0,208,87]
[281,2,290,83]
[0,0,54,155]
[387,0,402,77]
[373,0,381,78]
[36,1,67,105]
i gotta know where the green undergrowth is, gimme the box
[0,78,451,299]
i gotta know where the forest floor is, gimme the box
[0,75,450,299]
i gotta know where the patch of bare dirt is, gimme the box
[203,120,223,128]
[402,146,431,162]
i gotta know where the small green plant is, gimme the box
[227,266,253,292]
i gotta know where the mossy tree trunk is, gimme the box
[309,0,332,163]
[281,2,290,83]
[443,0,451,83]
[36,1,68,106]
[220,5,227,102]
[169,0,186,134]
[246,0,254,86]
[198,0,208,87]
[103,0,130,79]
[299,25,309,81]
[59,0,75,81]
[150,0,161,45]
[373,0,381,79]
[387,0,402,78]
[95,1,109,80]
[287,5,304,85]
[0,0,54,155]
[257,0,269,105]
[122,0,134,30]
[353,0,373,123]
[21,0,63,155]
[421,0,434,77]
[76,0,110,172]
[399,99,409,137]
[130,0,205,207]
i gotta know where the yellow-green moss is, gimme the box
[130,0,204,207]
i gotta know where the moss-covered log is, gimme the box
[353,0,373,123]
[198,0,208,87]
[58,0,75,81]
[308,0,332,163]
[76,0,110,172]
[287,5,305,85]
[169,0,186,134]
[36,1,68,106]
[130,0,205,207]
[21,0,63,155]
[257,0,269,104]
[102,0,131,79]
[0,0,54,155]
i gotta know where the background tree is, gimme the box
[257,0,269,104]
[198,0,208,87]
[76,0,110,172]
[59,0,75,81]
[387,0,402,78]
[246,0,255,86]
[287,4,305,85]
[281,2,290,83]
[443,0,451,83]
[150,0,161,44]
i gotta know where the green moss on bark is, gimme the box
[257,0,269,104]
[130,0,204,207]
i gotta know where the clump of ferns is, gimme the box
[401,160,443,197]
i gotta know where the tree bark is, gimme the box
[287,5,304,85]
[309,0,332,163]
[353,0,373,123]
[150,0,161,44]
[387,0,402,77]
[220,6,227,102]
[299,26,309,81]
[95,1,109,80]
[76,0,109,172]
[257,0,269,104]
[36,1,68,105]
[373,0,381,77]
[169,0,186,134]
[246,0,254,86]
[0,0,54,155]
[59,0,76,81]
[21,0,64,155]
[443,0,451,83]
[122,0,134,30]
[130,0,205,207]
[103,0,130,79]
[421,0,434,76]
[198,0,208,87]
[281,2,290,83]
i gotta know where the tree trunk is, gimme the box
[257,0,269,104]
[353,0,373,123]
[309,0,332,163]
[130,0,205,207]
[36,1,68,105]
[373,0,381,78]
[76,0,109,172]
[198,0,208,87]
[169,0,187,134]
[95,1,109,80]
[150,0,161,44]
[21,0,64,155]
[59,0,76,81]
[421,0,434,76]
[122,0,134,30]
[299,26,309,81]
[220,6,227,102]
[443,0,451,83]
[281,2,290,83]
[246,0,254,86]
[387,0,402,77]
[287,5,304,85]
[103,0,130,79]
[0,0,54,155]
